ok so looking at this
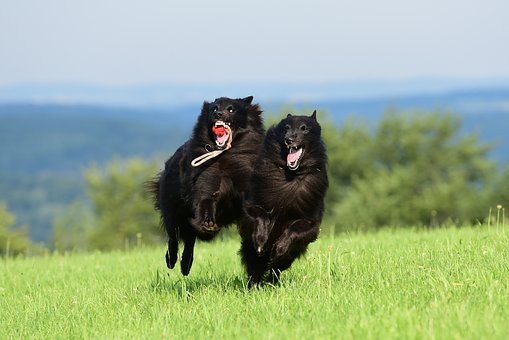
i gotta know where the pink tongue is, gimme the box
[287,148,302,163]
[217,134,228,145]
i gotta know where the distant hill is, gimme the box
[0,88,508,243]
[0,105,195,241]
[0,104,193,174]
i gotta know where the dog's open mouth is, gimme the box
[287,146,303,170]
[212,121,230,149]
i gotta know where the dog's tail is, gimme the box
[144,173,162,210]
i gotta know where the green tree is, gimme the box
[321,117,374,212]
[0,202,32,256]
[84,158,164,250]
[331,112,495,230]
[52,199,95,251]
[53,158,165,251]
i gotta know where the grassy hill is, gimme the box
[1,226,508,338]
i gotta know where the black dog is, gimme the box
[151,96,264,275]
[239,111,328,286]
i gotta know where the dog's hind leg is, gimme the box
[165,229,179,269]
[180,231,196,276]
[161,212,179,269]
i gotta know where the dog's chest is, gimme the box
[261,173,318,212]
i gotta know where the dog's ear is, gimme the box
[287,113,292,118]
[201,101,210,113]
[242,96,253,104]
[310,110,317,121]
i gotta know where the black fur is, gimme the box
[239,111,328,286]
[150,96,264,275]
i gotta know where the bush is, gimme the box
[0,203,32,256]
[326,112,495,230]
[53,158,165,251]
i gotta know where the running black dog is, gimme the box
[239,111,328,286]
[151,96,264,275]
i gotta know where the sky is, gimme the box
[1,0,509,87]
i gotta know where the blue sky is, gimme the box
[1,0,508,87]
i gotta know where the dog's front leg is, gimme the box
[190,196,219,233]
[270,219,319,262]
[245,204,272,256]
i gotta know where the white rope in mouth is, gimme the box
[191,125,233,167]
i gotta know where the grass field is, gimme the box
[1,226,509,339]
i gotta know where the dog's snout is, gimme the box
[284,137,294,146]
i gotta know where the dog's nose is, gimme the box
[285,137,294,146]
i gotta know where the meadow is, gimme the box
[1,225,508,339]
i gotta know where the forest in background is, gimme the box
[0,88,508,253]
[1,105,508,255]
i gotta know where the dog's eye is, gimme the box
[285,125,290,131]
[213,106,218,112]
[300,124,307,131]
[227,106,234,113]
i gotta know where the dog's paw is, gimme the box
[247,274,264,289]
[201,218,219,232]
[253,232,268,256]
[256,245,264,256]
[271,242,289,260]
[165,249,177,269]
[268,269,282,285]
[253,217,270,256]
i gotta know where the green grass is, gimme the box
[1,226,509,339]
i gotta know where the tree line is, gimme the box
[1,110,507,255]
